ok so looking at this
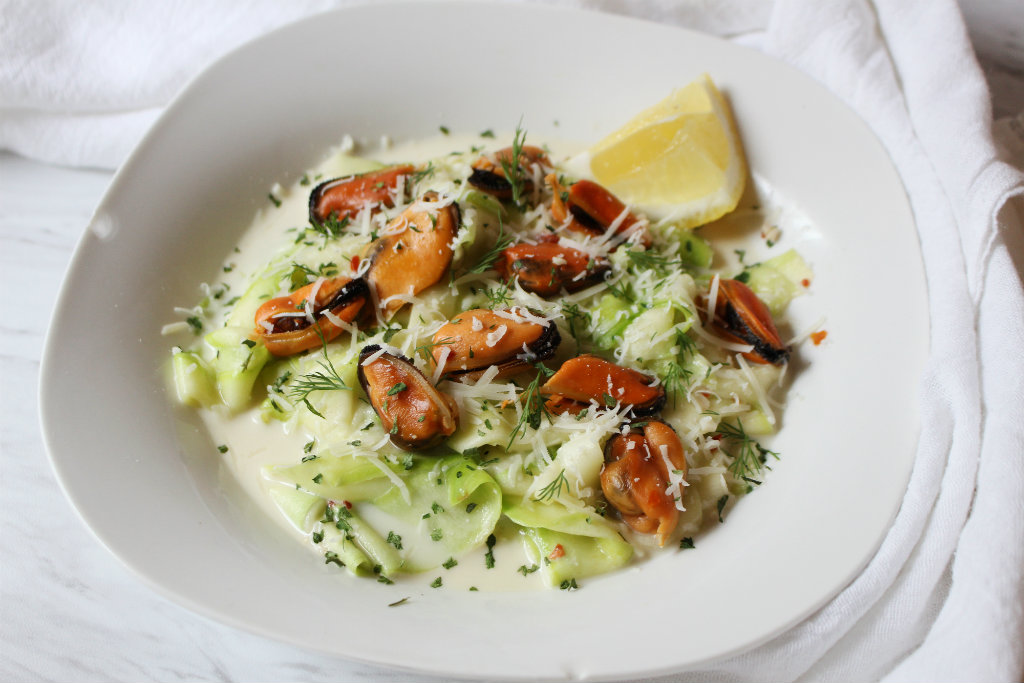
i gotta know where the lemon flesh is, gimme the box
[588,75,746,228]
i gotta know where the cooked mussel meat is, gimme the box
[467,145,551,200]
[540,354,665,416]
[601,419,688,546]
[364,191,460,318]
[254,277,369,356]
[357,345,459,451]
[430,308,560,382]
[308,164,415,226]
[706,278,789,365]
[497,243,611,297]
[547,175,650,247]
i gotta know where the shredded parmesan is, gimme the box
[690,319,755,353]
[431,346,451,385]
[706,273,720,323]
[735,353,776,426]
[364,453,411,505]
[161,321,191,335]
[786,315,828,346]
[485,325,508,347]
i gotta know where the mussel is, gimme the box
[363,191,460,318]
[254,277,369,356]
[706,279,789,365]
[430,308,560,382]
[497,243,611,297]
[601,419,688,546]
[357,344,459,451]
[467,145,551,200]
[547,175,650,247]
[308,165,415,225]
[540,354,665,416]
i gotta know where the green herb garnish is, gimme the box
[498,121,527,207]
[534,469,568,502]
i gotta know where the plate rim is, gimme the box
[39,2,928,680]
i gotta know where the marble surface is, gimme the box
[2,5,1022,683]
[0,155,435,682]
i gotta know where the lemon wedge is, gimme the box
[586,75,747,228]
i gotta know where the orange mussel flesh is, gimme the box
[254,277,368,356]
[308,164,415,225]
[431,308,560,382]
[601,419,687,546]
[710,279,790,365]
[357,345,459,452]
[467,145,550,200]
[364,192,460,318]
[540,354,665,416]
[547,175,650,247]
[497,243,610,297]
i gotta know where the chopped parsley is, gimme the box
[484,534,497,569]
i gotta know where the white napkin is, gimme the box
[4,0,1022,680]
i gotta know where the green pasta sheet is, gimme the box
[264,454,395,504]
[373,455,502,572]
[265,478,399,576]
[328,505,404,576]
[320,524,376,576]
[504,498,633,586]
[267,482,326,532]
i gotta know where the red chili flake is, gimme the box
[342,500,353,509]
[811,330,828,346]
[801,278,811,288]
[548,544,565,560]
[537,233,559,243]
[350,255,360,271]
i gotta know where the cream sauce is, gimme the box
[202,133,589,591]
[192,131,810,592]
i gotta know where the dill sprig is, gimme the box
[286,261,339,291]
[605,277,634,303]
[560,301,589,354]
[534,469,569,502]
[716,418,779,485]
[483,279,514,309]
[308,215,349,241]
[499,121,527,207]
[410,161,435,186]
[663,328,697,407]
[662,361,692,409]
[413,336,454,368]
[625,249,682,273]
[288,327,350,418]
[470,217,513,274]
[506,363,553,450]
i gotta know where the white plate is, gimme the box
[40,3,926,680]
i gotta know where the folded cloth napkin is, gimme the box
[5,0,1022,680]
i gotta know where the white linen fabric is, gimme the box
[4,0,1021,680]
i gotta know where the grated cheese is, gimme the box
[485,324,508,347]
